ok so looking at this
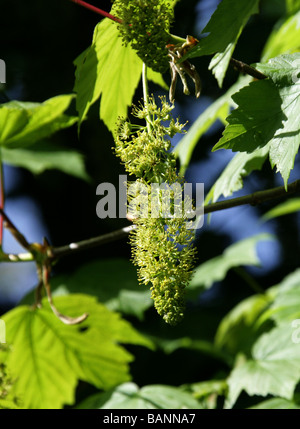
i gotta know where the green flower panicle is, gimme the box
[114,96,197,325]
[113,0,174,73]
[115,97,185,181]
[131,216,197,325]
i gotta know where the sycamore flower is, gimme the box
[113,0,174,73]
[114,96,197,324]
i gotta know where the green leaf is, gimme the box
[226,324,300,408]
[183,380,227,408]
[262,197,300,221]
[250,397,300,409]
[0,95,77,148]
[206,147,269,204]
[188,234,274,292]
[0,399,21,410]
[184,380,227,400]
[74,18,143,134]
[213,54,300,187]
[212,80,282,153]
[147,68,168,91]
[174,76,251,174]
[261,10,300,62]
[184,0,259,86]
[256,52,300,85]
[1,141,90,181]
[286,0,300,15]
[215,293,274,357]
[51,259,153,320]
[77,382,202,409]
[2,294,153,409]
[259,268,300,325]
[149,336,232,367]
[21,259,153,320]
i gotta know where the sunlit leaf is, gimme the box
[259,268,300,325]
[226,324,300,408]
[0,95,77,148]
[174,76,251,174]
[206,146,269,203]
[188,234,274,292]
[217,269,300,361]
[74,15,170,136]
[0,399,21,410]
[262,197,300,221]
[250,397,300,409]
[77,382,202,409]
[183,0,259,86]
[261,10,300,62]
[20,259,152,320]
[215,293,274,357]
[184,379,227,400]
[74,18,143,134]
[183,379,227,408]
[147,68,168,91]
[213,54,300,187]
[2,295,153,409]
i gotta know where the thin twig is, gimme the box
[51,225,135,259]
[0,208,31,251]
[142,63,152,135]
[0,251,34,262]
[41,261,89,324]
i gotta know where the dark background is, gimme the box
[0,0,299,402]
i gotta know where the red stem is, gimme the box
[69,0,122,23]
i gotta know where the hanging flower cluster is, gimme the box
[113,0,174,73]
[114,97,197,325]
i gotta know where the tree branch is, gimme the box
[201,179,300,216]
[229,58,267,80]
[1,180,300,263]
[51,225,135,259]
[47,179,300,259]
